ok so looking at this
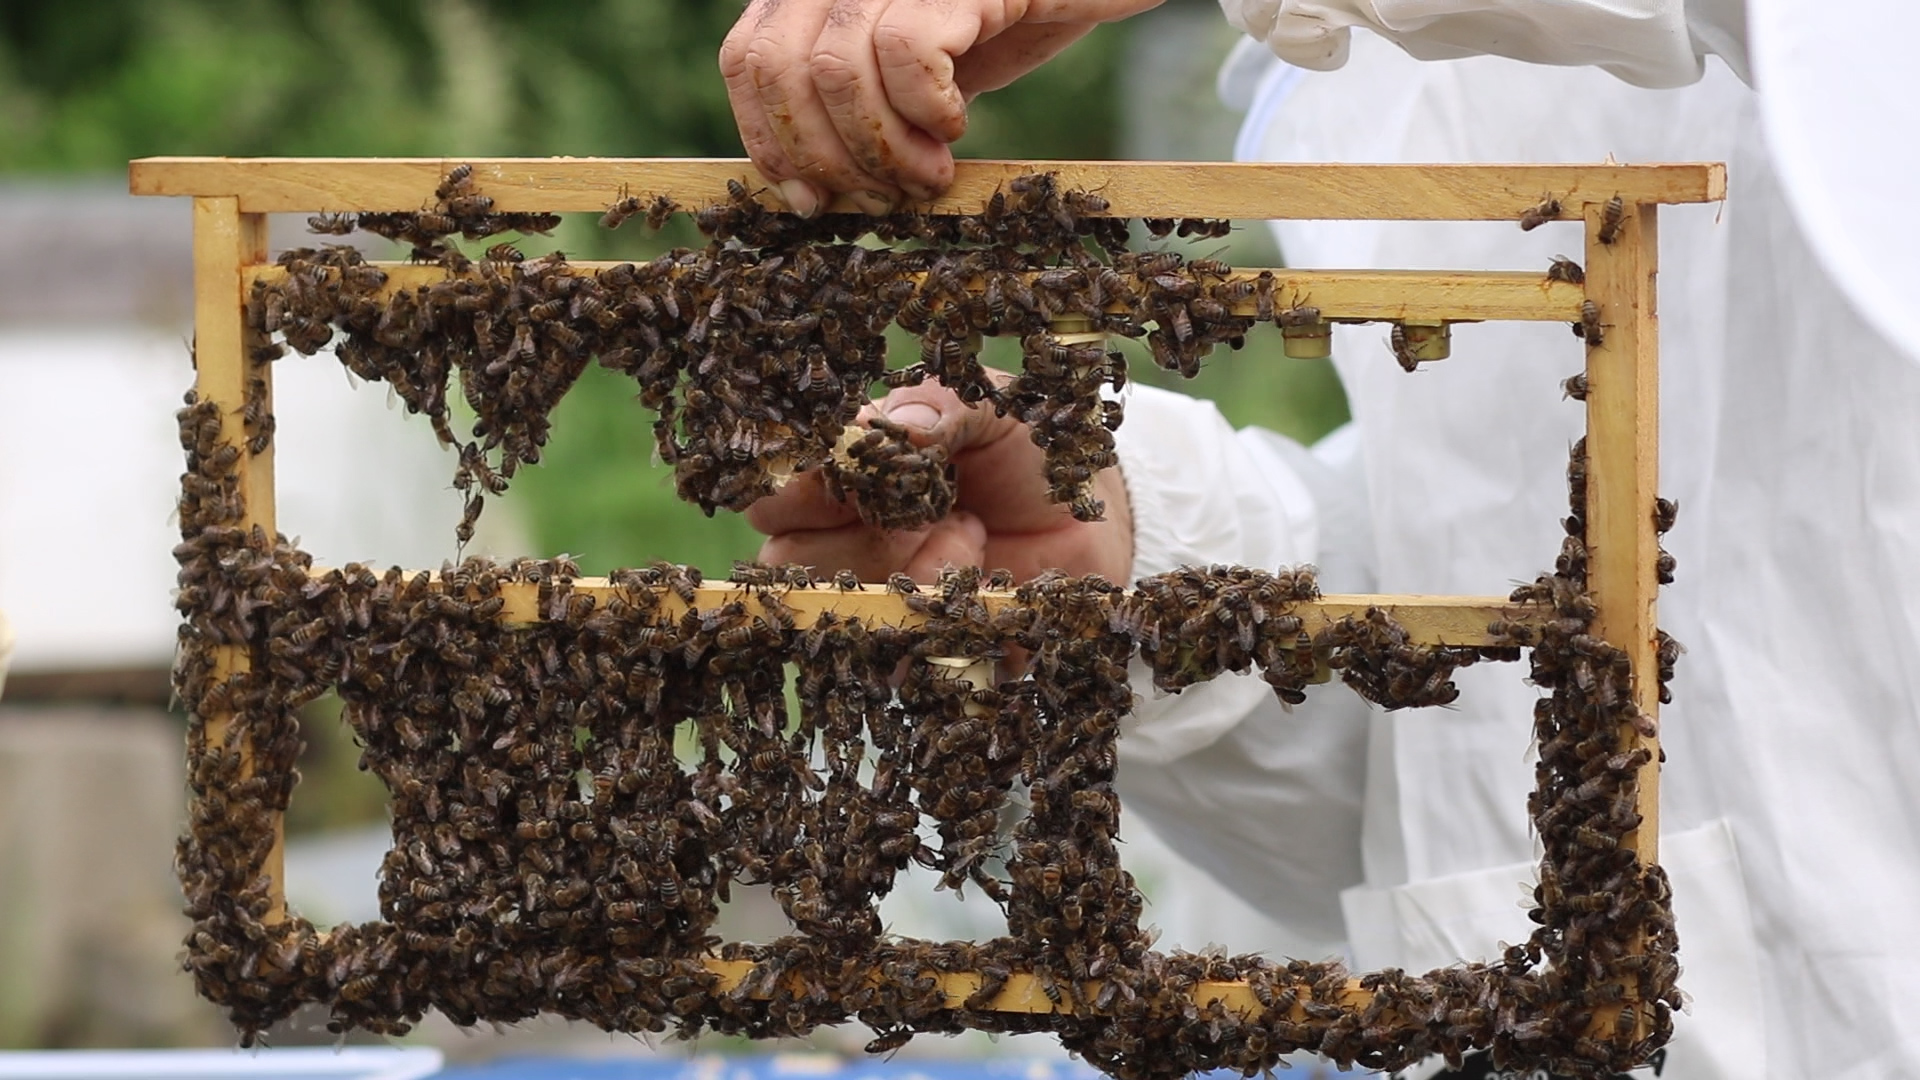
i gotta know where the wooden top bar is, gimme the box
[130,157,1727,220]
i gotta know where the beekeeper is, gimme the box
[720,2,1920,1077]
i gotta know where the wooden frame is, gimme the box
[135,156,1720,1056]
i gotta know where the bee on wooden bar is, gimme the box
[1547,255,1585,284]
[1577,299,1606,347]
[1598,195,1627,244]
[1520,193,1563,231]
[1388,324,1420,373]
[308,212,357,235]
[1653,497,1679,534]
[437,163,474,201]
[602,189,645,230]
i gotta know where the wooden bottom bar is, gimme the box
[699,957,1365,1019]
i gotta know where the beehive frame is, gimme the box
[131,156,1723,1064]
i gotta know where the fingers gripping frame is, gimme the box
[141,158,1718,1073]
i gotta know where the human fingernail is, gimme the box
[851,190,894,216]
[885,402,941,431]
[776,179,821,218]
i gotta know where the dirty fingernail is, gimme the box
[776,179,821,218]
[850,190,894,216]
[885,402,941,431]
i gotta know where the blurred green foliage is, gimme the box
[3,0,1344,583]
[0,0,1121,167]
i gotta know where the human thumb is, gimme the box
[878,373,1016,454]
[880,398,943,435]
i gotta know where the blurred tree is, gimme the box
[0,0,1120,167]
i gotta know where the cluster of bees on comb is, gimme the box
[820,420,956,531]
[175,167,1682,1077]
[249,167,1318,532]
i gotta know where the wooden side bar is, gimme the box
[195,200,274,533]
[1581,203,1662,866]
[132,158,1727,220]
[1582,200,1663,1041]
[243,262,1586,324]
[192,197,284,922]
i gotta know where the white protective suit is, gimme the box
[0,607,12,699]
[1107,2,1920,1077]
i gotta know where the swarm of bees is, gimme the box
[176,166,1683,1077]
[311,163,564,266]
[250,169,1308,533]
[821,418,956,532]
[1483,439,1683,1074]
[1131,565,1319,704]
[1321,607,1512,710]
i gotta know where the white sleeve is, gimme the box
[1218,0,1711,89]
[1111,384,1324,765]
[1111,389,1380,952]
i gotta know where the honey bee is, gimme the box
[1573,824,1620,851]
[1653,496,1679,534]
[437,163,474,201]
[864,1029,913,1056]
[1547,255,1585,285]
[1598,195,1627,244]
[1388,324,1420,373]
[644,194,677,229]
[446,194,494,218]
[1577,299,1605,347]
[1520,193,1563,231]
[1177,218,1233,240]
[599,191,646,230]
[546,324,585,353]
[339,973,382,1003]
[308,212,357,235]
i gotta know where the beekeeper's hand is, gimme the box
[720,0,1164,214]
[745,371,1132,586]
